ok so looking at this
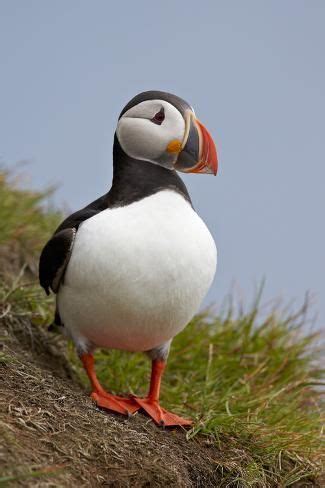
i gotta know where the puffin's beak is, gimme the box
[174,112,218,175]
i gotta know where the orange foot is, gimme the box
[91,391,140,416]
[133,397,192,427]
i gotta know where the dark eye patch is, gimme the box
[151,107,165,125]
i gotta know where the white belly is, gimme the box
[57,190,217,352]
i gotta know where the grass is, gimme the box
[0,465,65,486]
[0,169,324,487]
[94,304,324,486]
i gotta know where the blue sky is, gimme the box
[1,1,324,328]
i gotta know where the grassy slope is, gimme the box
[0,170,324,487]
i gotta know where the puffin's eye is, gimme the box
[151,107,165,125]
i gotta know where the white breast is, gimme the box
[57,190,217,352]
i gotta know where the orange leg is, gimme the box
[80,353,139,415]
[133,359,192,427]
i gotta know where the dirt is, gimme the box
[0,316,224,487]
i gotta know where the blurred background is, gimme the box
[1,1,324,327]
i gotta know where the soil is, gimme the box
[0,316,224,487]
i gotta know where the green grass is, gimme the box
[0,169,324,487]
[0,169,60,256]
[93,305,324,486]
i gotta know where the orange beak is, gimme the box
[191,119,218,175]
[174,113,218,175]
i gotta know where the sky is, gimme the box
[1,1,324,329]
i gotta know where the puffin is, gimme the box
[39,90,218,426]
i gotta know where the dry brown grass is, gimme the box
[0,315,226,487]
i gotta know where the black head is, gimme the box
[116,90,218,175]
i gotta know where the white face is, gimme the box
[116,99,186,169]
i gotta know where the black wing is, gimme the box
[39,193,109,295]
[39,228,76,295]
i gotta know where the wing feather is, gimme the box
[39,192,109,295]
[39,228,76,294]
